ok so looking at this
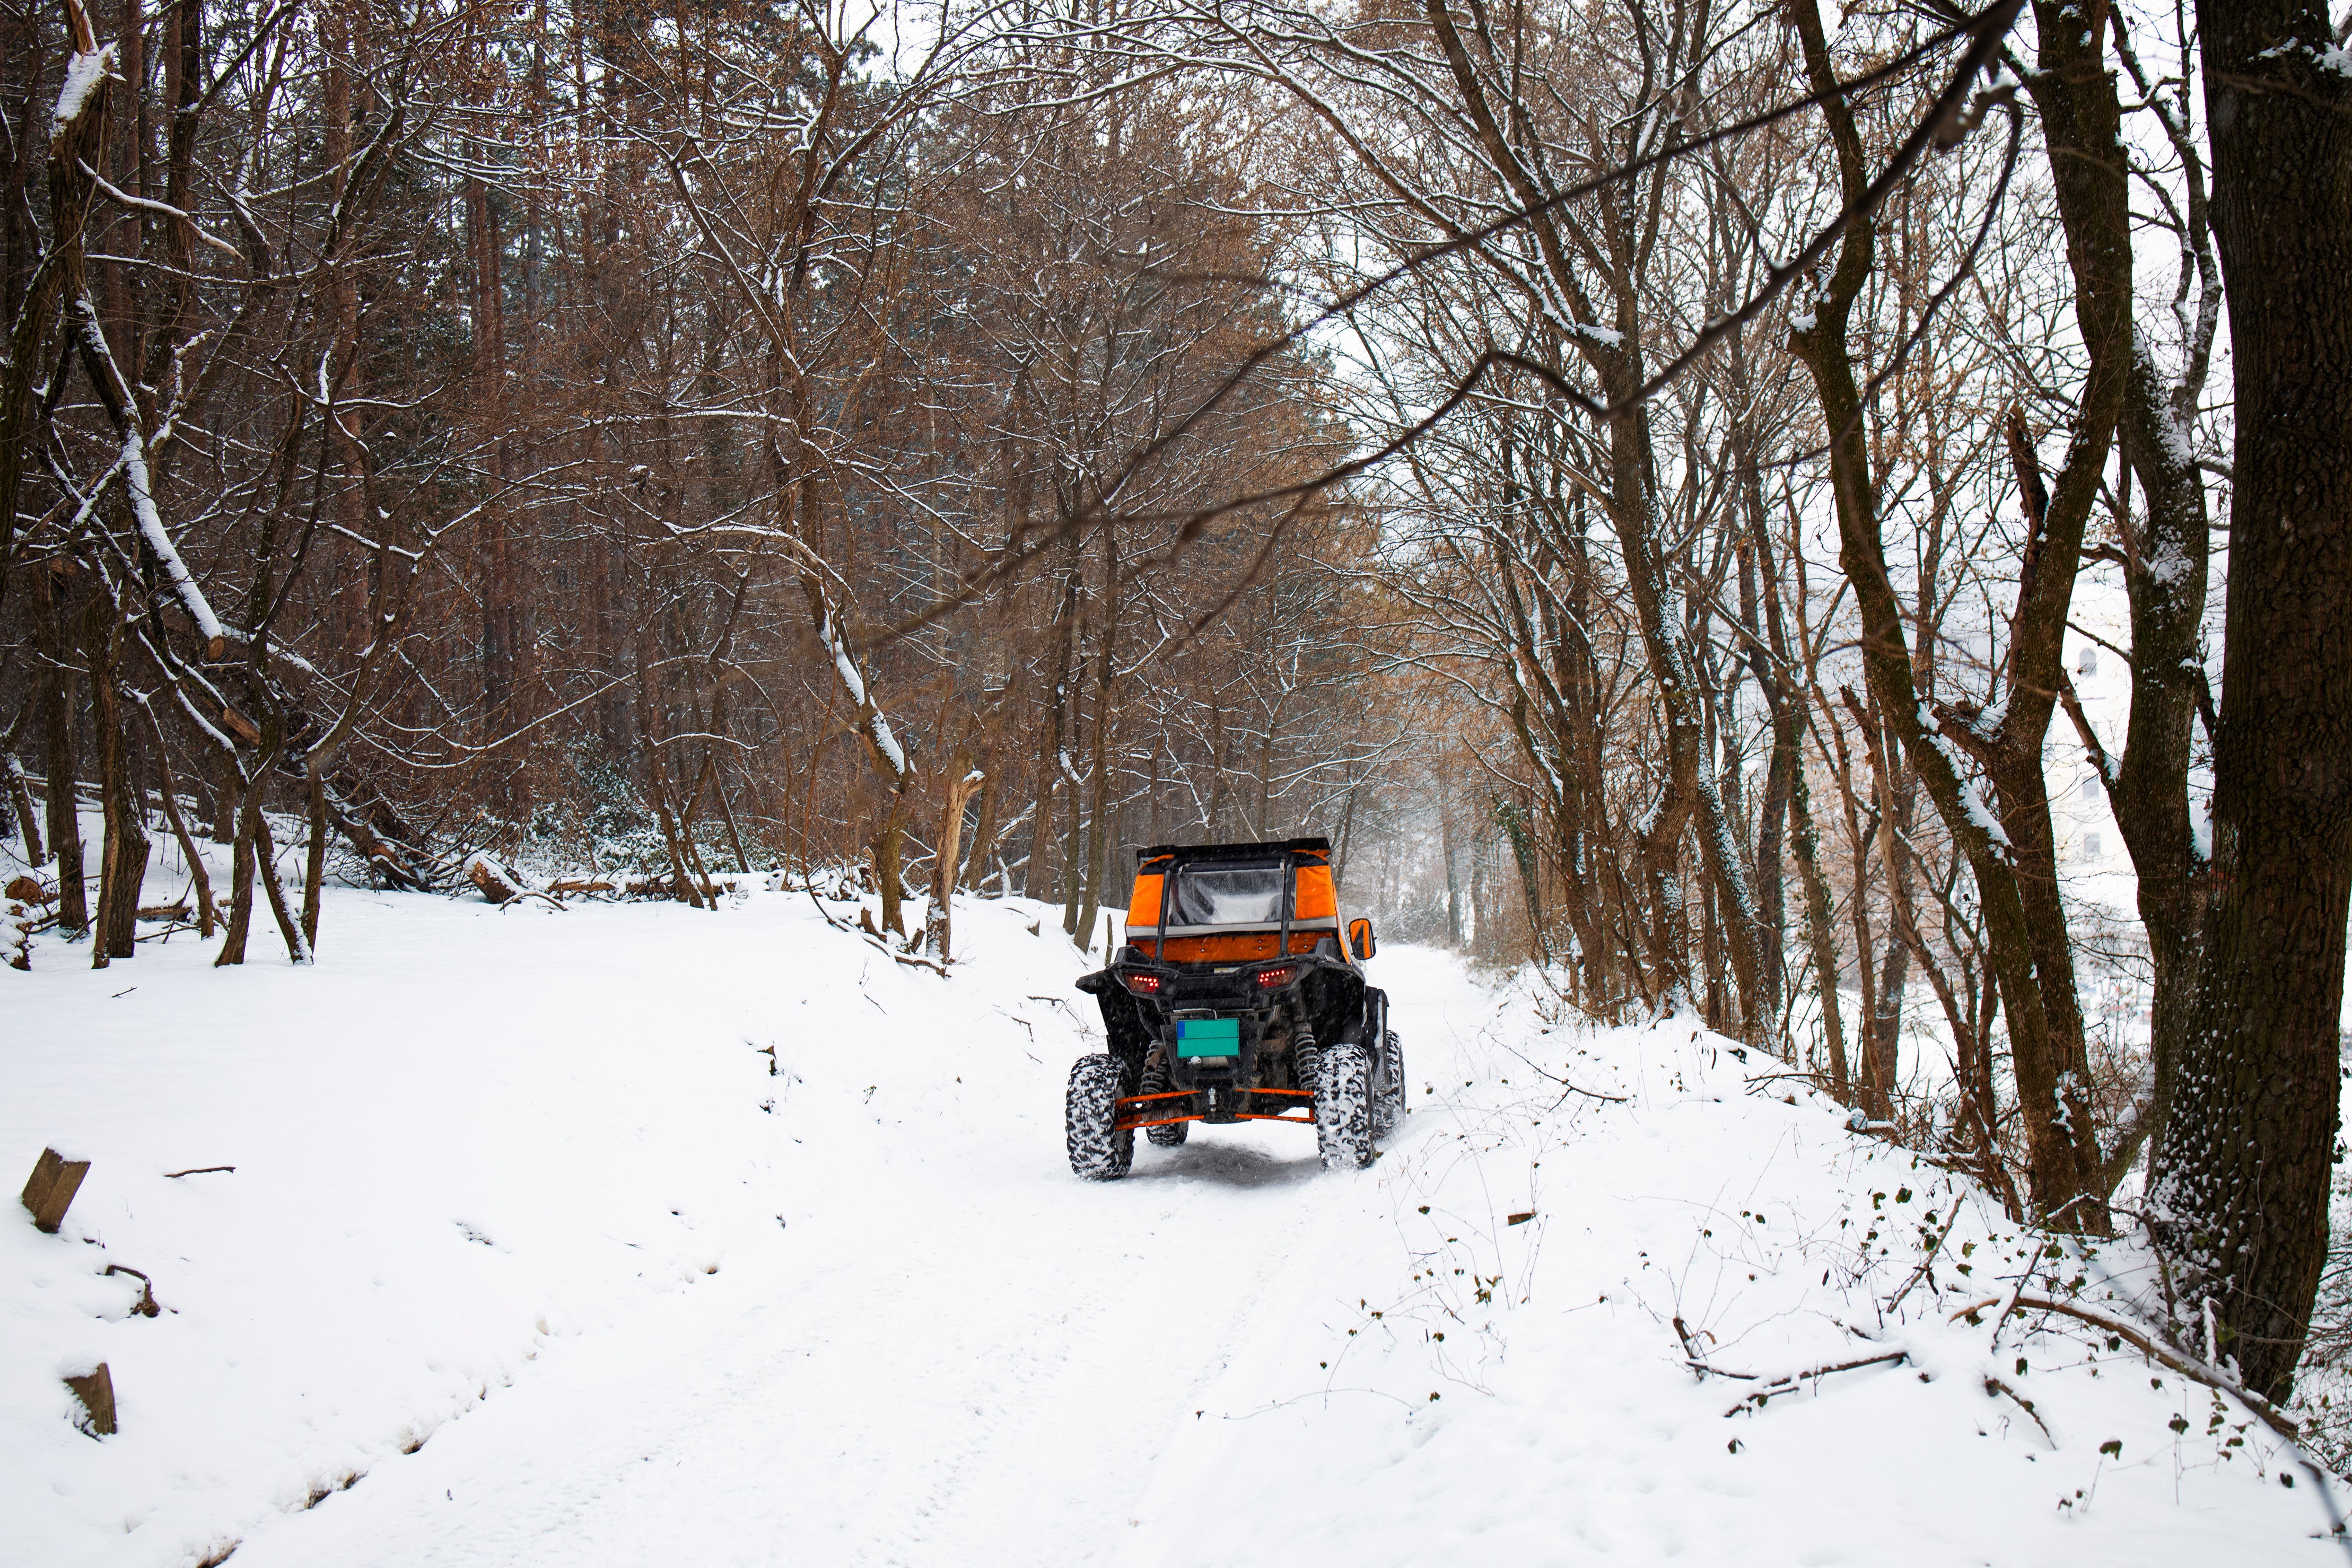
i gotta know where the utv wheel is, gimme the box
[1066,1055,1135,1179]
[1372,1031,1406,1139]
[1314,1043,1374,1171]
[1139,1057,1188,1147]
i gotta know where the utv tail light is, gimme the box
[1124,973,1164,995]
[1255,965,1298,988]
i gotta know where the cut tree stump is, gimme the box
[21,1147,91,1233]
[65,1363,116,1435]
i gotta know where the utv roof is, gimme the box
[1134,837,1332,865]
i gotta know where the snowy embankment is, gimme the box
[4,874,2337,1566]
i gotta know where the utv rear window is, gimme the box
[1167,865,1285,925]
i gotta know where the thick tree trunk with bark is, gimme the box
[83,580,146,963]
[2149,0,2352,1403]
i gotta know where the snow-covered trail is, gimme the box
[165,930,1483,1568]
[10,879,2330,1567]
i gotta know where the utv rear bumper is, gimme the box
[1113,1085,1314,1132]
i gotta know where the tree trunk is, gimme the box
[1788,742,1848,1095]
[1074,547,1118,952]
[302,772,328,948]
[143,718,214,937]
[2148,0,2352,1403]
[1851,693,1917,1121]
[214,768,266,966]
[2108,343,2213,1186]
[2098,8,2222,1196]
[644,746,703,909]
[251,807,311,962]
[1822,699,1882,1111]
[963,765,1002,897]
[1440,764,1462,947]
[925,757,984,962]
[0,4,107,610]
[5,751,45,864]
[216,704,302,966]
[36,567,89,934]
[872,790,911,938]
[83,579,147,963]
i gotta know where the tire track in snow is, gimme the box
[224,1083,1420,1566]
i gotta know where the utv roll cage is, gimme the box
[1124,837,1372,968]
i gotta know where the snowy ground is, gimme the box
[5,861,2341,1565]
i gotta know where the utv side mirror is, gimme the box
[1348,918,1377,960]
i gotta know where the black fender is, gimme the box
[1089,983,1156,1071]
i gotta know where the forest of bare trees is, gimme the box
[4,0,2347,1414]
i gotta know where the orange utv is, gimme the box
[1066,837,1403,1177]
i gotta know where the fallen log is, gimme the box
[625,873,721,900]
[465,854,522,905]
[321,781,433,892]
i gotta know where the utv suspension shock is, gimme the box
[1292,1021,1321,1098]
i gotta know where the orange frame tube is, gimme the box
[1112,1085,1315,1132]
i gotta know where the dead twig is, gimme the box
[861,931,946,976]
[1674,1316,1756,1381]
[103,1263,160,1316]
[162,1165,234,1178]
[1498,1038,1631,1103]
[1986,1272,2037,1353]
[1982,1373,2053,1444]
[1549,1080,1631,1105]
[1885,1201,1968,1312]
[1724,1350,1909,1416]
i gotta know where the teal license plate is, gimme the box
[1176,1018,1241,1058]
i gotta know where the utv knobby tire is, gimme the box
[1066,1055,1135,1180]
[1314,1043,1374,1171]
[1372,1031,1406,1140]
[1139,1057,1189,1147]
